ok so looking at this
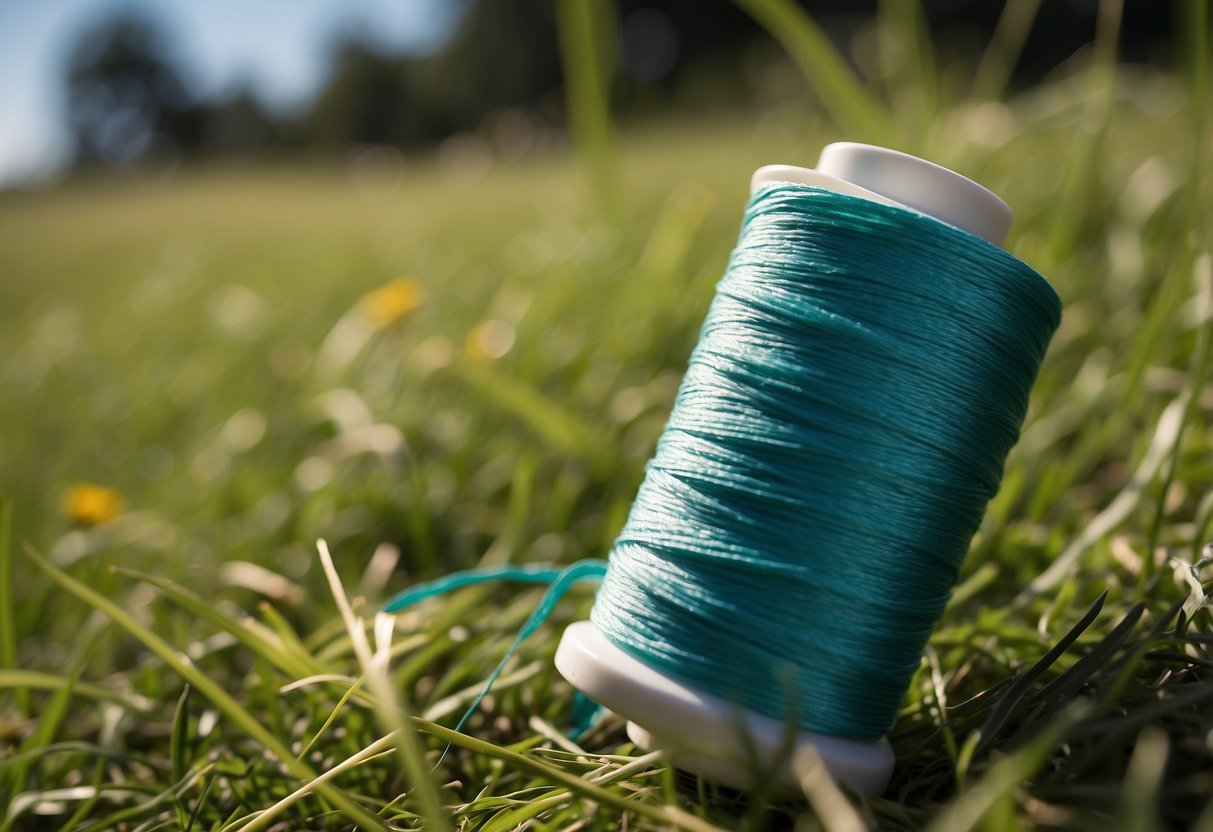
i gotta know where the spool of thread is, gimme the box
[554,143,1059,793]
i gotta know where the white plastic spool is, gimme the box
[554,143,1014,794]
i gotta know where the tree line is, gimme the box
[65,0,1174,172]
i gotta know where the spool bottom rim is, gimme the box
[554,620,894,795]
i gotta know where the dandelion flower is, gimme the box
[465,319,516,361]
[360,278,426,329]
[62,483,125,527]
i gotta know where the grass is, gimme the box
[2,1,1213,828]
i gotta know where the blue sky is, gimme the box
[0,0,463,186]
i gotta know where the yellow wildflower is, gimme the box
[62,483,125,527]
[360,278,426,329]
[465,319,516,361]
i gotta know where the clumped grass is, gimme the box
[2,1,1212,828]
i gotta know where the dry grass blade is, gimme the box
[228,733,397,832]
[795,746,870,832]
[410,719,729,832]
[316,539,451,831]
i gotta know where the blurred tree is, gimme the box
[203,87,282,157]
[421,0,564,127]
[301,0,564,153]
[64,11,204,169]
[303,37,449,148]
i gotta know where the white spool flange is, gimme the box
[554,143,1014,794]
[751,142,1012,245]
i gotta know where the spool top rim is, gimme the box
[751,142,1013,246]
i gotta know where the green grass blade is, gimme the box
[58,759,107,832]
[411,719,729,832]
[1022,399,1186,600]
[110,567,323,680]
[228,733,396,832]
[1027,602,1145,710]
[451,355,607,472]
[24,544,391,831]
[170,684,191,829]
[0,495,21,716]
[974,591,1107,749]
[972,0,1044,101]
[1119,728,1167,832]
[731,0,892,141]
[481,792,570,832]
[0,742,152,776]
[295,677,364,763]
[929,703,1088,832]
[170,685,190,786]
[879,0,938,147]
[0,670,153,713]
[556,0,623,226]
[1142,253,1212,579]
[63,763,214,832]
[1182,0,1207,226]
[1047,0,1125,256]
[184,772,217,832]
[405,458,439,573]
[255,601,328,676]
[1,653,82,831]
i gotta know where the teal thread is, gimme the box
[383,564,595,614]
[589,183,1061,741]
[386,560,607,732]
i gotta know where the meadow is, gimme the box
[2,2,1213,829]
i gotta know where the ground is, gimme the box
[1,64,1212,830]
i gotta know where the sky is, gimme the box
[0,0,464,187]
